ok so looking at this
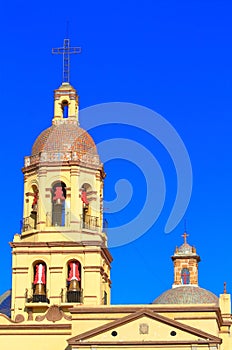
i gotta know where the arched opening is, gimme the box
[23,185,39,232]
[181,268,190,285]
[52,181,66,226]
[67,260,82,302]
[30,185,38,229]
[81,184,90,228]
[80,183,98,230]
[62,100,69,118]
[32,261,48,303]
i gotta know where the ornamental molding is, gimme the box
[35,305,71,322]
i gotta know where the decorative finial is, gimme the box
[182,232,189,244]
[224,282,227,294]
[52,36,81,83]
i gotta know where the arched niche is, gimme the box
[32,261,48,303]
[66,259,82,303]
[51,181,66,226]
[61,100,69,118]
[80,183,93,229]
[30,184,38,228]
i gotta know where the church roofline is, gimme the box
[68,304,225,328]
[68,308,222,345]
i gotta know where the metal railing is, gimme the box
[46,211,70,227]
[25,287,83,304]
[25,288,49,304]
[80,214,99,231]
[22,212,100,231]
[60,287,83,303]
[21,216,37,232]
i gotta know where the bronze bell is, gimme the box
[34,283,46,296]
[31,204,38,217]
[68,279,80,292]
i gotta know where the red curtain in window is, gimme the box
[34,263,46,284]
[67,261,80,282]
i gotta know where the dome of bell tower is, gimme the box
[31,123,98,158]
[32,82,97,158]
[24,82,101,168]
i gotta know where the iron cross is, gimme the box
[182,232,189,244]
[52,38,81,83]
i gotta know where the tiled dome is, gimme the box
[32,123,97,157]
[152,286,218,305]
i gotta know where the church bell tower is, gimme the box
[10,39,112,321]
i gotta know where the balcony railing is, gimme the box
[25,288,49,304]
[25,287,83,304]
[60,287,83,303]
[46,211,70,227]
[81,214,99,231]
[21,216,37,232]
[22,212,100,232]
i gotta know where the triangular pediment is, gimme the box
[68,309,221,347]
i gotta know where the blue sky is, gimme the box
[0,0,232,303]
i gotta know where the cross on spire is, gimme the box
[52,38,81,83]
[182,232,189,244]
[224,281,227,294]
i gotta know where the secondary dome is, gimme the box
[152,286,218,305]
[0,290,11,317]
[32,123,98,157]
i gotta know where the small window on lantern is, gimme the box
[181,268,190,285]
[62,100,69,118]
